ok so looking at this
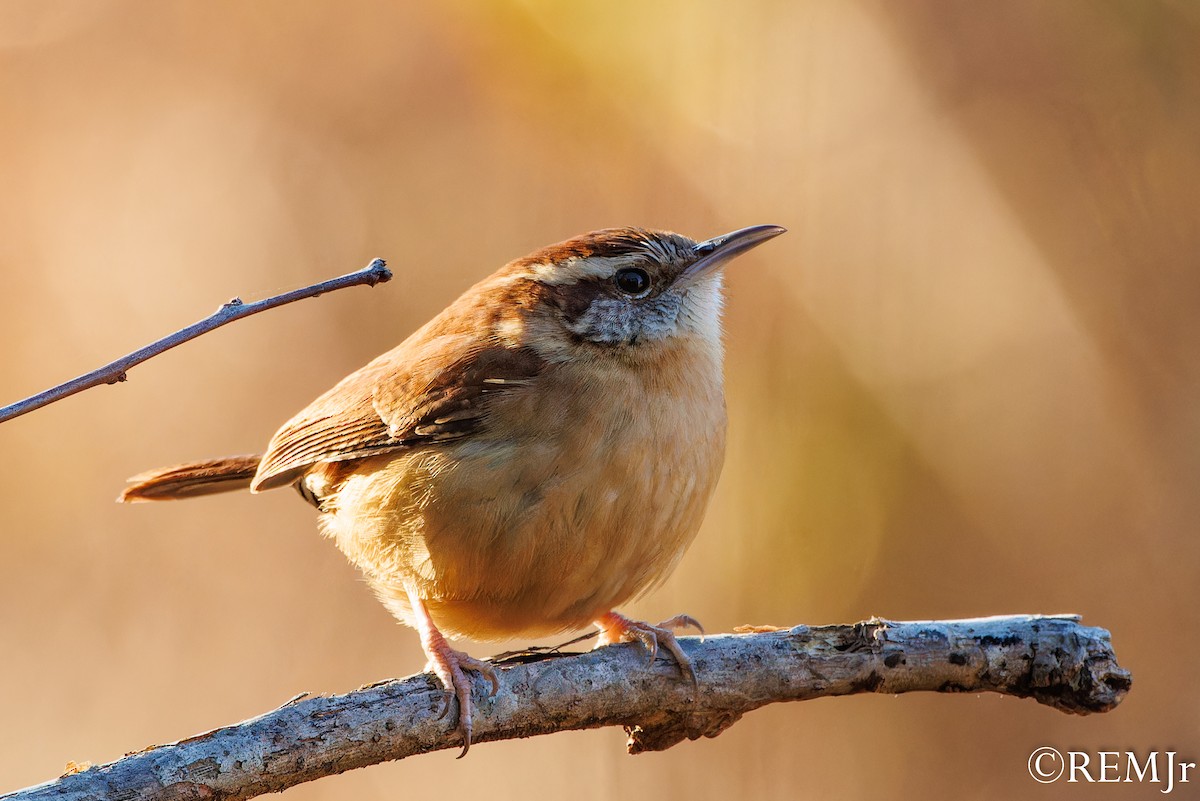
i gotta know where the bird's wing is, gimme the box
[251,334,545,491]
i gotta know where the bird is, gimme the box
[120,224,786,755]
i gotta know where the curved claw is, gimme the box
[657,614,705,640]
[594,610,703,689]
[434,689,453,721]
[480,661,501,697]
[408,588,499,757]
[424,648,498,758]
[627,627,660,664]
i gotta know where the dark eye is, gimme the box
[614,267,651,296]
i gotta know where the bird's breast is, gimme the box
[323,343,727,641]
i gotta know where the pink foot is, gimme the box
[594,610,704,686]
[408,590,498,757]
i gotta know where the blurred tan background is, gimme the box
[1,1,1197,798]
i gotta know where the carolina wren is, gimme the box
[120,224,786,754]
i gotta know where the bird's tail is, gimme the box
[118,454,264,502]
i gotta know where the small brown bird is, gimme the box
[121,224,785,753]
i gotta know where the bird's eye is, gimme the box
[614,267,651,297]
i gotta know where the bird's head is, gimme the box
[485,225,785,364]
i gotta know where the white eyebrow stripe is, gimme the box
[516,254,648,286]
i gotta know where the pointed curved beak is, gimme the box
[679,224,787,284]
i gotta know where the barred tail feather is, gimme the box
[119,454,264,502]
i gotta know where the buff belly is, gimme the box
[318,385,726,641]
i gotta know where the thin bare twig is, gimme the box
[0,258,392,425]
[2,615,1130,801]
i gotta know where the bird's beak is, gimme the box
[679,224,787,284]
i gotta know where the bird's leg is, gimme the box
[594,610,704,686]
[406,587,499,757]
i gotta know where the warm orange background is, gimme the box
[1,2,1196,799]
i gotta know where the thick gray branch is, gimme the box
[4,615,1129,801]
[0,259,392,424]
